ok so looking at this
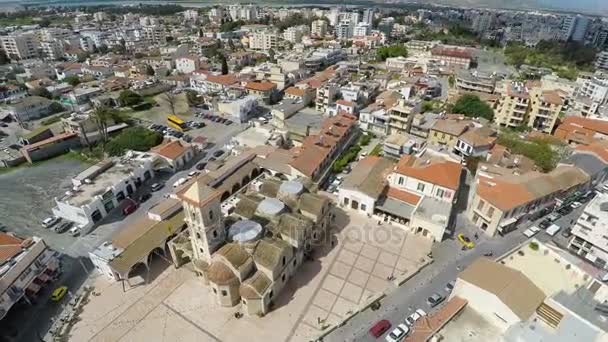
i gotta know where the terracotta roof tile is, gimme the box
[394,156,463,190]
[386,187,421,206]
[245,81,276,92]
[285,87,306,97]
[151,140,190,160]
[0,232,25,263]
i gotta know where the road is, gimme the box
[324,203,586,342]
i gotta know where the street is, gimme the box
[323,202,586,342]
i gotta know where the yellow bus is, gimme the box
[167,115,187,131]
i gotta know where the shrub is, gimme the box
[105,127,163,156]
[529,242,539,251]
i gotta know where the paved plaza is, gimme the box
[68,212,431,342]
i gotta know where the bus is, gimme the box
[167,115,187,131]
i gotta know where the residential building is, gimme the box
[283,25,310,43]
[569,193,608,269]
[453,126,497,158]
[495,81,531,130]
[362,9,373,26]
[430,46,473,69]
[472,12,494,34]
[167,175,331,316]
[20,132,80,163]
[175,55,200,74]
[150,140,195,172]
[39,40,64,61]
[61,112,127,146]
[359,90,402,136]
[52,155,156,231]
[596,51,608,72]
[217,95,257,123]
[561,15,590,42]
[456,70,496,94]
[190,74,238,94]
[254,64,289,90]
[577,74,608,105]
[377,18,394,38]
[249,31,278,51]
[5,96,54,122]
[428,117,473,149]
[315,82,338,113]
[244,81,277,104]
[311,20,328,37]
[0,233,60,322]
[283,86,315,106]
[288,113,358,183]
[0,32,38,60]
[554,117,608,145]
[335,20,353,40]
[353,23,370,37]
[388,99,420,135]
[468,165,590,236]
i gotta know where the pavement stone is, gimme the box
[322,274,346,295]
[340,282,364,304]
[347,268,370,288]
[354,255,376,273]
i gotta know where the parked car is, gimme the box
[405,311,422,326]
[196,162,207,170]
[173,177,188,188]
[151,183,164,192]
[369,319,391,338]
[138,193,152,203]
[54,221,73,233]
[445,280,455,292]
[213,150,225,158]
[427,293,445,307]
[188,171,199,178]
[68,225,82,237]
[547,213,562,222]
[42,216,60,228]
[122,200,138,216]
[570,201,583,209]
[457,233,475,249]
[523,226,541,238]
[557,206,573,215]
[50,286,68,302]
[386,324,409,342]
[539,219,552,229]
[561,228,572,238]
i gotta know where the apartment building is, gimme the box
[554,117,608,146]
[388,99,420,135]
[495,82,531,130]
[311,19,328,37]
[354,23,371,37]
[175,55,200,74]
[577,74,608,105]
[527,88,564,134]
[283,25,310,43]
[141,25,166,45]
[430,46,473,69]
[249,31,278,51]
[0,233,60,321]
[0,32,38,60]
[40,39,64,61]
[456,70,496,94]
[254,64,289,90]
[468,165,590,236]
[596,51,608,72]
[315,82,338,113]
[569,193,608,269]
[428,117,473,149]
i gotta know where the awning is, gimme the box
[26,282,41,294]
[375,197,416,219]
[499,217,518,228]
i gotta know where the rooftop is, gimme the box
[394,155,463,191]
[341,156,394,199]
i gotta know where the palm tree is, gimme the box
[92,106,121,147]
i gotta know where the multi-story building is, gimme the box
[471,12,494,34]
[362,9,373,26]
[283,25,310,43]
[315,82,338,113]
[0,233,60,322]
[468,165,590,236]
[388,99,421,135]
[311,20,328,37]
[527,88,564,134]
[494,81,530,130]
[141,25,166,45]
[175,55,200,74]
[0,32,38,60]
[249,31,279,51]
[353,23,371,37]
[335,20,353,40]
[595,51,608,72]
[430,46,473,69]
[569,193,608,269]
[428,117,473,149]
[378,17,395,38]
[40,39,64,61]
[561,15,590,42]
[456,70,496,94]
[577,74,608,105]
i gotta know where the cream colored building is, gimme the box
[494,82,530,130]
[168,176,332,316]
[527,88,565,134]
[388,99,420,135]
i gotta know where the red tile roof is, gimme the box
[22,133,77,151]
[559,116,608,136]
[431,47,473,59]
[245,81,276,92]
[151,140,191,160]
[0,232,25,263]
[206,74,238,86]
[394,156,463,190]
[285,87,306,97]
[386,187,421,206]
[336,99,356,107]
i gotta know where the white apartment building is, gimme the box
[362,9,373,25]
[336,20,353,40]
[0,233,60,321]
[183,9,199,21]
[283,25,310,43]
[141,25,166,45]
[354,23,371,37]
[0,32,38,60]
[93,11,107,22]
[52,154,156,231]
[311,20,328,37]
[249,31,279,51]
[577,74,608,105]
[40,40,64,61]
[569,193,608,269]
[596,51,608,72]
[175,55,200,74]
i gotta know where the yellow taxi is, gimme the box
[457,233,475,249]
[50,286,68,302]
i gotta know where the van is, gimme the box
[546,224,561,237]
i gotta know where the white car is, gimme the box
[405,311,421,326]
[42,216,60,228]
[187,171,199,178]
[173,177,188,188]
[571,201,582,209]
[523,226,541,238]
[68,225,82,237]
[385,324,410,342]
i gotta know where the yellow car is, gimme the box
[50,286,68,302]
[457,234,475,249]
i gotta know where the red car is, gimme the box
[122,200,138,216]
[369,319,391,338]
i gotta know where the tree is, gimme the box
[0,49,8,64]
[105,127,163,156]
[97,44,109,54]
[160,92,178,116]
[198,28,204,37]
[452,94,494,120]
[49,102,64,114]
[63,75,81,87]
[118,90,142,107]
[376,45,408,61]
[30,87,52,99]
[268,48,276,63]
[220,55,229,75]
[144,64,155,76]
[92,106,121,146]
[227,38,235,51]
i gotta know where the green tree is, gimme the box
[376,45,408,61]
[49,102,64,114]
[268,48,276,63]
[92,106,123,146]
[118,90,142,107]
[105,127,163,156]
[220,55,229,75]
[30,87,52,99]
[63,75,81,87]
[452,94,494,120]
[144,64,155,76]
[0,49,8,64]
